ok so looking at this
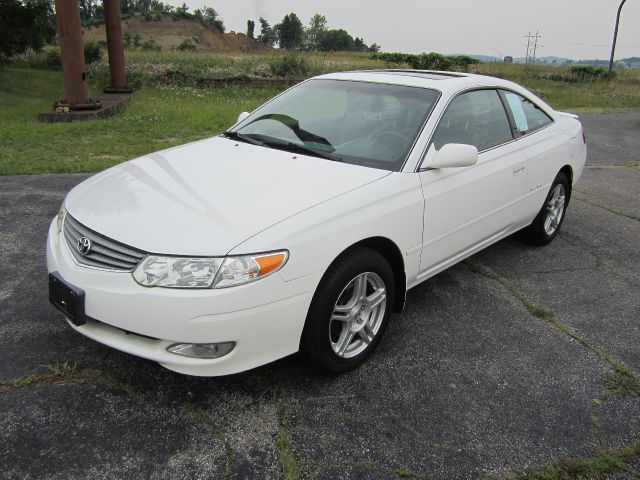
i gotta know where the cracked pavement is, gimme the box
[1,112,639,479]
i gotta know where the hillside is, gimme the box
[83,16,272,53]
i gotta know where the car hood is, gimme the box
[65,136,389,256]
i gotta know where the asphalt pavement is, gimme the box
[1,112,639,479]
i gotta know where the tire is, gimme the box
[521,172,570,246]
[301,248,395,374]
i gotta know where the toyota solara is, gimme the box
[47,70,586,376]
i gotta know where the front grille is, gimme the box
[62,214,147,271]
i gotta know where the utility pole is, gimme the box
[525,31,542,64]
[608,0,629,80]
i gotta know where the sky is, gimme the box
[178,0,640,60]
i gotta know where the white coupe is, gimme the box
[47,70,586,376]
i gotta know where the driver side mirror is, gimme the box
[421,143,479,170]
[237,111,250,123]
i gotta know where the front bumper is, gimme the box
[46,220,320,376]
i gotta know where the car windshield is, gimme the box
[230,79,440,171]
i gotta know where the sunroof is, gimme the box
[363,70,466,80]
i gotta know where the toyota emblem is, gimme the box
[77,236,92,255]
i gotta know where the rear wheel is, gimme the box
[302,248,395,374]
[521,172,570,245]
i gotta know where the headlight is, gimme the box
[56,203,67,234]
[132,251,288,289]
[133,256,223,288]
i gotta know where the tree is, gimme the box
[304,13,326,51]
[247,20,255,39]
[277,13,304,50]
[194,7,225,33]
[368,43,381,53]
[353,37,367,52]
[318,29,354,52]
[79,0,98,21]
[0,0,55,63]
[174,2,188,18]
[257,17,277,46]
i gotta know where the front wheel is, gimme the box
[301,248,395,374]
[521,172,570,245]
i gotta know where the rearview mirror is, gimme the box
[237,111,250,123]
[422,143,478,170]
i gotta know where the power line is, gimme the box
[525,30,542,64]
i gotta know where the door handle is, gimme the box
[513,165,525,175]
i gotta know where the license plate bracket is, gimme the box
[49,272,86,326]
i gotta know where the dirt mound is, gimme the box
[83,16,272,53]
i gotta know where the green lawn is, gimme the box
[0,68,279,174]
[1,59,639,175]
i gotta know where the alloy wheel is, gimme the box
[543,183,566,235]
[329,272,387,358]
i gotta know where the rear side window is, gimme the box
[502,91,553,134]
[433,89,513,151]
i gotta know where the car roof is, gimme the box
[315,69,520,95]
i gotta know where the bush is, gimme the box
[83,40,103,64]
[370,51,478,72]
[177,38,196,51]
[141,39,161,51]
[269,53,309,78]
[45,48,61,69]
[569,65,611,80]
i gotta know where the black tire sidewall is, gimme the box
[302,248,395,374]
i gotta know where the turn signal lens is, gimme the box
[213,251,288,288]
[255,253,287,276]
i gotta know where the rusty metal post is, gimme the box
[53,0,99,109]
[103,0,131,93]
[608,0,628,80]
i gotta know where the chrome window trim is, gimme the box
[414,86,521,172]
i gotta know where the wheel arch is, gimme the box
[333,236,407,313]
[559,165,574,197]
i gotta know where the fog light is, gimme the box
[166,342,235,359]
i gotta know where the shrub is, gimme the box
[269,53,309,78]
[84,41,103,64]
[370,51,478,72]
[177,38,196,51]
[45,48,61,69]
[570,65,611,80]
[141,39,161,51]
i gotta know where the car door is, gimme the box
[499,90,567,220]
[417,89,527,280]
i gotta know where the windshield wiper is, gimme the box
[222,131,266,147]
[224,131,342,162]
[242,113,336,151]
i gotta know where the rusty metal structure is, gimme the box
[52,0,130,111]
[103,0,131,93]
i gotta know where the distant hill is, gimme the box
[468,53,639,68]
[83,16,272,53]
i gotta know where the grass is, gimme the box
[0,67,279,174]
[473,62,640,111]
[507,442,640,480]
[1,50,640,174]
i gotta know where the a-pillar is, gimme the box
[103,0,131,93]
[53,0,100,109]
